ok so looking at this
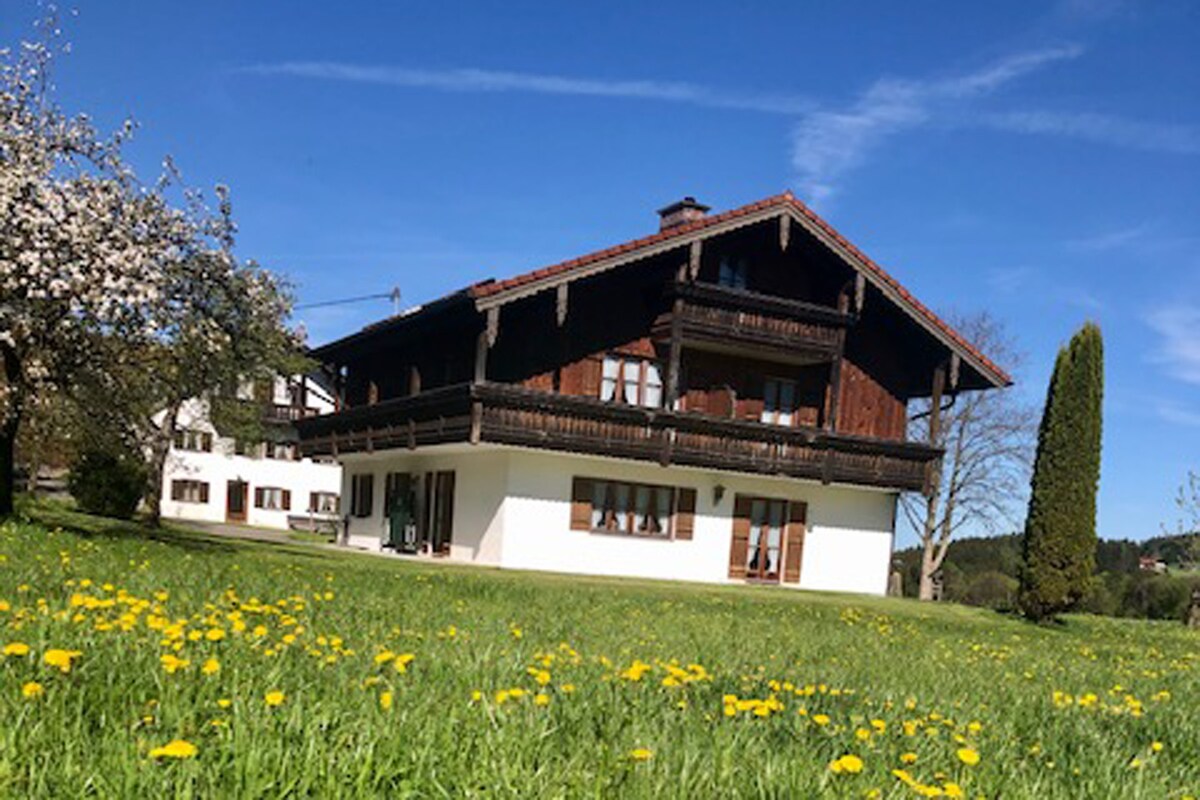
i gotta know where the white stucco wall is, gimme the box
[158,396,342,530]
[330,444,898,596]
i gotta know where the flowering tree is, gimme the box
[1,17,301,518]
[902,314,1037,600]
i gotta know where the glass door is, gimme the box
[746,498,785,582]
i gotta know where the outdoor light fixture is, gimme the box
[712,484,726,505]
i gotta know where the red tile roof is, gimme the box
[468,191,1010,386]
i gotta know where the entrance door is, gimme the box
[226,480,248,523]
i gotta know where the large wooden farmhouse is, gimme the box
[296,192,1009,595]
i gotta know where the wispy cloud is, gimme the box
[1147,306,1200,385]
[238,62,812,115]
[983,111,1200,155]
[1065,223,1155,252]
[790,45,1084,205]
[1155,401,1200,428]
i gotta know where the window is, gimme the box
[308,492,339,514]
[718,256,748,289]
[264,442,298,461]
[599,355,663,408]
[254,486,291,511]
[170,480,209,504]
[570,477,696,539]
[350,474,374,518]
[761,378,797,426]
[173,428,213,453]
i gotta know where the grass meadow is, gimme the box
[1,504,1197,798]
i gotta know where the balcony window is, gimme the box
[173,428,213,453]
[600,356,663,408]
[718,256,748,290]
[761,378,797,426]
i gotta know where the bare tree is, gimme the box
[1165,471,1200,568]
[902,313,1037,600]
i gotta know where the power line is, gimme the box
[296,286,401,314]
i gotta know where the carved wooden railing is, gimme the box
[657,281,854,356]
[298,382,938,492]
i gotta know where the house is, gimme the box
[1138,556,1168,574]
[296,192,1010,595]
[159,375,342,530]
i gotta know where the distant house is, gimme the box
[296,193,1010,595]
[1138,556,1168,574]
[160,375,341,530]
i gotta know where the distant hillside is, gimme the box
[894,532,1199,620]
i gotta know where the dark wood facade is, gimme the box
[298,195,1009,494]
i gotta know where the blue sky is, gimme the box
[3,1,1198,544]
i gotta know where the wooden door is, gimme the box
[226,480,248,523]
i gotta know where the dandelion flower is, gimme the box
[265,690,286,707]
[202,658,220,676]
[3,642,30,657]
[43,649,82,673]
[812,713,831,726]
[149,739,198,759]
[394,653,416,673]
[379,691,393,710]
[956,748,980,766]
[829,754,864,774]
[534,693,550,706]
[629,748,653,761]
[1150,741,1163,753]
[21,681,44,699]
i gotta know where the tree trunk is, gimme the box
[917,489,940,600]
[0,344,22,518]
[0,415,16,518]
[144,404,180,528]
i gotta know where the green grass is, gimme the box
[1,504,1198,798]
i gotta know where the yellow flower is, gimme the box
[3,642,30,657]
[393,653,416,673]
[149,739,198,759]
[943,782,965,798]
[201,658,220,675]
[265,690,286,707]
[43,648,82,673]
[956,748,980,766]
[379,691,393,710]
[829,754,864,775]
[855,727,872,741]
[470,690,483,702]
[21,681,45,699]
[217,698,232,708]
[1150,741,1163,753]
[534,693,550,706]
[205,628,225,642]
[629,748,653,762]
[373,650,395,666]
[560,684,576,694]
[160,653,190,674]
[812,714,831,726]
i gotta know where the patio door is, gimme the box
[729,495,806,584]
[226,480,248,523]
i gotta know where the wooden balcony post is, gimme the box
[825,330,845,432]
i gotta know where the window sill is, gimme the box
[587,527,673,541]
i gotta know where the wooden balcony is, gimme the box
[655,281,854,362]
[265,403,321,422]
[297,382,939,493]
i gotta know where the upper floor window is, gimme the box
[718,256,748,290]
[761,378,797,426]
[600,356,663,408]
[173,428,213,453]
[264,442,298,461]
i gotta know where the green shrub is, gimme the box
[68,450,147,520]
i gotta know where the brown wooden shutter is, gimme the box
[437,471,455,554]
[570,478,593,530]
[281,489,291,511]
[199,483,210,504]
[783,501,807,584]
[254,487,264,508]
[170,481,181,501]
[308,492,318,513]
[580,357,602,398]
[728,495,752,578]
[674,488,696,540]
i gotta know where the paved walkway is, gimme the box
[176,519,304,546]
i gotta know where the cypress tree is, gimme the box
[1019,323,1104,621]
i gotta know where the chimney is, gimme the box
[657,196,710,231]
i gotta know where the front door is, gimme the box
[226,480,248,523]
[745,498,786,582]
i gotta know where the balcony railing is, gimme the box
[297,382,938,493]
[265,403,321,422]
[655,281,854,358]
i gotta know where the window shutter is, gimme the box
[783,501,807,584]
[170,481,181,501]
[674,488,697,540]
[580,357,602,398]
[728,495,752,578]
[199,483,210,504]
[254,487,264,508]
[282,489,291,511]
[570,478,593,530]
[308,492,318,513]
